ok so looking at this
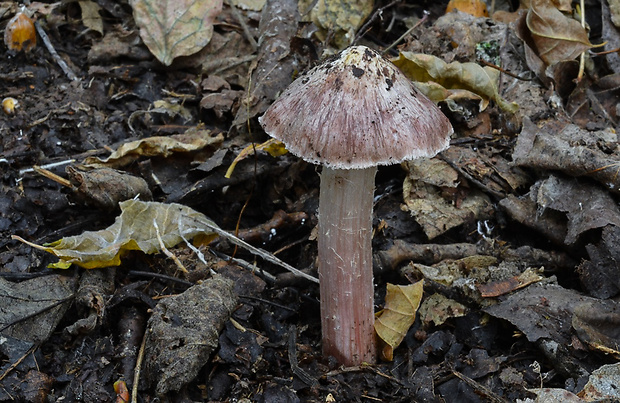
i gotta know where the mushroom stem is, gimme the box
[318,166,377,365]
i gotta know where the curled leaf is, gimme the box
[375,280,424,361]
[12,200,218,269]
[393,52,518,113]
[225,138,288,178]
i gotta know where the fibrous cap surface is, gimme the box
[259,46,453,169]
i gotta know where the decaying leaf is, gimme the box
[403,158,494,239]
[84,128,224,169]
[513,118,620,195]
[418,293,467,327]
[483,282,611,346]
[67,166,153,210]
[535,175,620,245]
[144,275,238,395]
[12,200,218,269]
[572,299,620,357]
[578,225,620,299]
[525,0,594,66]
[0,275,74,343]
[78,0,103,35]
[129,0,223,66]
[477,267,544,298]
[375,280,424,361]
[393,52,518,113]
[579,363,620,401]
[300,0,373,49]
[445,0,489,18]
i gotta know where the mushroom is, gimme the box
[259,46,453,365]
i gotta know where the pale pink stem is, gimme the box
[318,166,377,365]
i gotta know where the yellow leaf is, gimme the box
[12,200,217,269]
[393,52,519,113]
[375,280,424,361]
[225,138,288,178]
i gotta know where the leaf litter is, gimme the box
[2,0,620,401]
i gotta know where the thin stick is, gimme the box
[382,11,429,55]
[0,345,37,382]
[187,216,319,284]
[34,20,78,81]
[576,0,586,82]
[131,332,147,403]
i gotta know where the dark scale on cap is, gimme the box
[385,78,393,90]
[352,67,365,78]
[334,77,343,90]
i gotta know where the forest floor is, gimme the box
[1,0,620,402]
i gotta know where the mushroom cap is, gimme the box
[259,46,453,169]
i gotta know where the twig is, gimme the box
[0,344,38,382]
[288,325,318,387]
[132,332,147,403]
[353,0,402,46]
[453,370,510,403]
[211,250,277,284]
[382,11,429,55]
[576,0,586,82]
[229,5,258,51]
[188,216,319,284]
[478,60,533,81]
[34,20,78,81]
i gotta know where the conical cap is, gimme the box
[259,46,453,169]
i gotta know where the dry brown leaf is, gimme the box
[375,280,424,361]
[84,128,224,169]
[129,0,222,66]
[477,267,544,298]
[78,1,103,35]
[526,0,593,65]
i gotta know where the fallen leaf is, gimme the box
[67,166,153,210]
[572,299,620,357]
[578,225,620,299]
[512,118,620,195]
[300,0,373,48]
[393,52,518,113]
[535,175,620,245]
[225,138,288,178]
[231,0,300,128]
[129,0,223,66]
[579,363,620,400]
[78,1,103,35]
[477,267,544,298]
[84,128,224,169]
[418,293,467,327]
[12,200,218,269]
[0,275,74,343]
[375,280,424,361]
[446,0,489,17]
[526,0,594,65]
[144,275,238,395]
